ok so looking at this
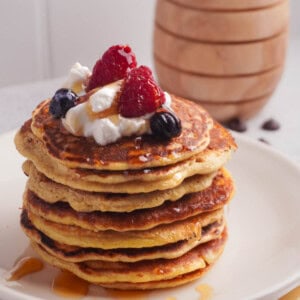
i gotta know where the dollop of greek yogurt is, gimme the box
[62,80,172,146]
[63,62,91,93]
[89,80,122,112]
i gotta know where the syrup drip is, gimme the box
[52,270,89,299]
[196,284,213,300]
[6,257,44,281]
[280,286,300,300]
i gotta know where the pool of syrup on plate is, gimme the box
[7,257,43,281]
[14,257,300,300]
[6,256,89,298]
[6,256,154,299]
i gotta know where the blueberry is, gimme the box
[49,88,77,118]
[150,111,182,140]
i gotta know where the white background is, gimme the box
[0,0,155,87]
[0,0,299,87]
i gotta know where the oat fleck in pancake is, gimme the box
[30,96,213,170]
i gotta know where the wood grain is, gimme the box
[155,59,283,102]
[155,0,289,42]
[154,26,287,75]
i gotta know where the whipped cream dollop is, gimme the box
[63,62,91,93]
[62,80,172,146]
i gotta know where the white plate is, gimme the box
[0,130,300,300]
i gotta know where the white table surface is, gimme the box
[1,40,300,165]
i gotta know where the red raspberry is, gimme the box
[119,66,166,118]
[86,45,137,91]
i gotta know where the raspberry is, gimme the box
[86,45,137,91]
[119,66,166,118]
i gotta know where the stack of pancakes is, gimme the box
[15,95,236,289]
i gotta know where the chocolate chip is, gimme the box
[261,118,280,131]
[225,118,247,133]
[258,137,270,145]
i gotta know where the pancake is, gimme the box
[16,121,236,193]
[21,209,225,262]
[24,168,234,231]
[31,228,227,285]
[21,156,212,193]
[25,208,224,249]
[25,162,216,213]
[98,267,210,290]
[17,121,235,185]
[30,96,213,171]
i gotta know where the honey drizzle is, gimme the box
[196,284,213,300]
[6,256,44,281]
[52,270,89,299]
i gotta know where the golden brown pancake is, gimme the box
[16,121,236,193]
[31,229,227,286]
[25,162,216,213]
[18,121,235,184]
[98,267,211,290]
[21,209,225,262]
[19,121,235,184]
[30,96,213,170]
[21,156,211,193]
[24,168,234,231]
[25,208,224,249]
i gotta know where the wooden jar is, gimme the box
[154,0,289,121]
